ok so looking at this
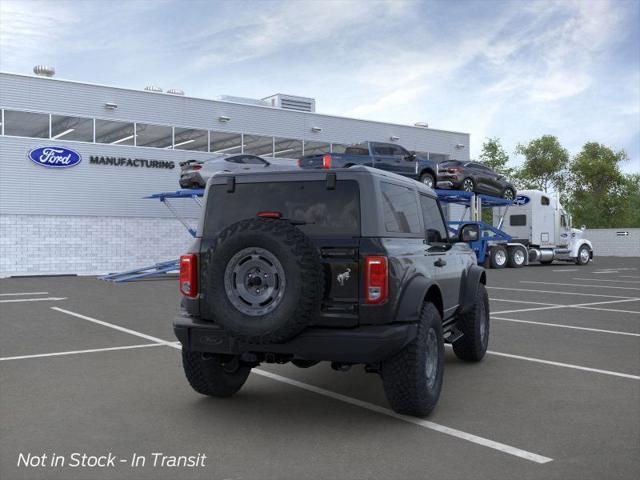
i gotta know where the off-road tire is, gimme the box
[452,284,489,362]
[381,303,444,417]
[182,350,251,397]
[489,245,508,269]
[200,218,324,344]
[419,172,435,189]
[507,245,526,268]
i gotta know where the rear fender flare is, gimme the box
[458,266,486,315]
[394,275,443,323]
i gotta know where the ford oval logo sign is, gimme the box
[28,146,82,168]
[514,195,530,206]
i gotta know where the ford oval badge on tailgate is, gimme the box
[28,146,82,168]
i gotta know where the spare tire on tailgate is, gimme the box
[200,217,324,344]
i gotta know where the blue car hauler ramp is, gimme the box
[100,189,204,282]
[435,189,514,264]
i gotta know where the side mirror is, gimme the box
[458,223,480,242]
[405,151,416,161]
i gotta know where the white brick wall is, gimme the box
[0,214,197,277]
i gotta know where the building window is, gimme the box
[135,123,173,149]
[210,131,243,154]
[244,134,274,156]
[273,137,303,158]
[51,114,94,142]
[173,127,208,151]
[380,182,421,234]
[95,119,135,145]
[303,141,331,156]
[3,110,49,138]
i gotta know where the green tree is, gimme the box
[566,142,635,228]
[479,137,513,176]
[515,135,569,193]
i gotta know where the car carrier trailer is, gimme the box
[436,189,593,268]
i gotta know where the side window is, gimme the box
[419,195,448,243]
[389,145,408,157]
[373,145,392,156]
[380,182,421,234]
[510,215,527,226]
[541,196,550,206]
[561,214,567,228]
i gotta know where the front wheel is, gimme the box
[419,172,435,189]
[381,303,444,417]
[576,245,591,265]
[503,187,515,201]
[182,350,251,397]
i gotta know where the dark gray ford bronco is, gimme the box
[174,166,489,416]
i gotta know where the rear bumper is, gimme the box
[174,314,417,364]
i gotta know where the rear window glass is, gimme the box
[440,160,462,167]
[510,214,527,226]
[380,182,421,234]
[204,180,360,237]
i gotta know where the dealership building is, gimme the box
[0,69,470,277]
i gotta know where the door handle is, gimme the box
[434,258,447,267]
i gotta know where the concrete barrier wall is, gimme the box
[586,228,640,257]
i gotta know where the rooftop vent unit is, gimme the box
[144,85,163,93]
[262,94,316,113]
[33,65,55,77]
[216,95,270,107]
[167,88,185,96]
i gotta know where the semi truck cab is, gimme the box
[494,190,593,265]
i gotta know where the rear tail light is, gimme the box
[179,254,198,298]
[192,165,202,171]
[297,159,302,167]
[322,154,332,169]
[364,256,388,304]
[448,167,460,173]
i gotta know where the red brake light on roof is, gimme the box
[322,154,332,169]
[179,254,197,298]
[257,211,282,218]
[364,256,388,304]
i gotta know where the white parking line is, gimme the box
[552,269,578,272]
[486,350,640,381]
[573,278,640,284]
[51,307,178,347]
[488,286,638,299]
[491,298,559,307]
[620,275,640,279]
[0,292,49,296]
[492,298,640,315]
[49,307,552,464]
[0,343,163,361]
[521,281,640,291]
[0,297,67,303]
[492,316,640,337]
[253,369,553,464]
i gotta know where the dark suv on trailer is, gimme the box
[174,167,489,416]
[437,160,516,199]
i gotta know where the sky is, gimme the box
[1,0,639,172]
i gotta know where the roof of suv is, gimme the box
[206,165,435,195]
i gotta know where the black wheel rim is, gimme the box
[462,179,474,192]
[504,189,514,200]
[224,247,286,316]
[425,328,439,389]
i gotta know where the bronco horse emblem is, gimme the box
[336,268,351,286]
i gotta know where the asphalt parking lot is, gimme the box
[1,257,639,480]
